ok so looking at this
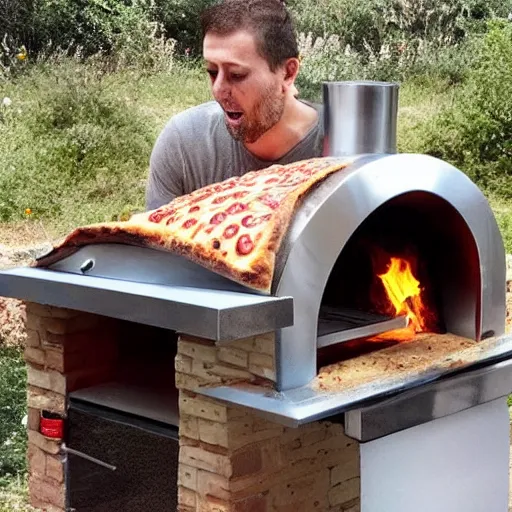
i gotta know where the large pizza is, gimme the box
[34,157,351,293]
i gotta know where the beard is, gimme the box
[223,87,285,144]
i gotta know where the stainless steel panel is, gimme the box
[323,81,399,156]
[48,244,261,294]
[0,266,293,341]
[344,358,512,442]
[69,383,180,427]
[198,333,512,428]
[274,153,506,390]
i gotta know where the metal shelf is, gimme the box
[317,306,408,348]
[0,246,294,342]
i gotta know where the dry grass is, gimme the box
[0,221,55,250]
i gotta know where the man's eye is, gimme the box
[230,73,246,82]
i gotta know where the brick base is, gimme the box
[23,302,119,512]
[176,334,361,512]
[22,304,361,512]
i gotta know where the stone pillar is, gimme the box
[175,333,361,512]
[23,302,118,512]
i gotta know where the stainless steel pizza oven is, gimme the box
[2,80,512,512]
[0,81,510,404]
[270,150,506,389]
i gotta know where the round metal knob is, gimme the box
[80,259,95,273]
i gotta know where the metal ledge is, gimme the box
[197,334,512,430]
[0,266,293,341]
[344,357,512,442]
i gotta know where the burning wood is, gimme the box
[369,251,441,342]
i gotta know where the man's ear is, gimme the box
[282,58,300,92]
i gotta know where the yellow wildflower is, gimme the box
[25,208,32,216]
[16,46,27,61]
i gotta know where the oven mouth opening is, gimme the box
[316,191,480,373]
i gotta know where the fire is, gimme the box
[379,257,428,332]
[371,255,437,342]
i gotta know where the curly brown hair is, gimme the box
[200,0,299,72]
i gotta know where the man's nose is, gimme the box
[212,73,229,98]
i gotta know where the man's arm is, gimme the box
[145,119,187,211]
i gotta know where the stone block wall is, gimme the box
[176,334,361,512]
[23,302,119,512]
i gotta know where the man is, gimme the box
[146,0,324,211]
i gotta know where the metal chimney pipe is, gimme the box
[322,81,399,157]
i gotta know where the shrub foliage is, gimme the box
[420,22,512,196]
[0,347,26,487]
[0,59,156,226]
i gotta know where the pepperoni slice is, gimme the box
[149,207,175,223]
[223,180,236,189]
[191,192,212,204]
[182,218,198,229]
[149,210,165,223]
[241,214,271,228]
[189,205,200,213]
[259,194,280,210]
[223,224,239,239]
[166,216,176,225]
[265,177,279,184]
[233,190,249,199]
[212,195,229,204]
[227,202,248,215]
[236,234,254,255]
[210,212,227,224]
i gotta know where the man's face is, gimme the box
[203,30,286,144]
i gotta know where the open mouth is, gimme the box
[226,111,243,121]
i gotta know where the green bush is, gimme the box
[0,58,156,227]
[420,21,512,197]
[292,0,512,99]
[0,347,26,487]
[0,0,34,52]
[1,0,177,74]
[153,0,215,56]
[290,0,512,53]
[295,30,480,101]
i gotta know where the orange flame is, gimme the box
[371,256,435,342]
[378,257,429,332]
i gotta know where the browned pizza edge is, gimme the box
[32,224,154,268]
[32,223,273,293]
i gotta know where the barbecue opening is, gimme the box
[318,191,481,369]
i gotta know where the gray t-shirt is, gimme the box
[146,100,324,210]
